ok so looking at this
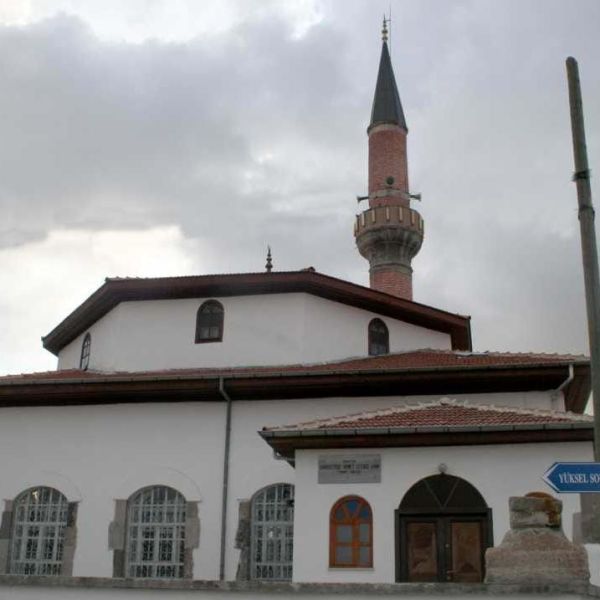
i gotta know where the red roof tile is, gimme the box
[264,398,592,432]
[0,349,589,385]
[0,349,587,384]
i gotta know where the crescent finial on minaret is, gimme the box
[381,16,388,42]
[265,246,273,273]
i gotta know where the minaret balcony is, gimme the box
[354,205,424,238]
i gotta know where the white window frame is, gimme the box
[125,486,187,579]
[8,487,69,576]
[250,483,294,581]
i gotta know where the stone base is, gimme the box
[485,528,590,584]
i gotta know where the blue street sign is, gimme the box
[543,462,600,493]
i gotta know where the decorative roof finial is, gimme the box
[265,246,273,273]
[381,15,388,43]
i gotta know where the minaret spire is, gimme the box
[353,23,424,301]
[370,18,407,132]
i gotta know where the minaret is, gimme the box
[354,19,424,301]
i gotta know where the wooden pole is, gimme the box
[566,57,600,461]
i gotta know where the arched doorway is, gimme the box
[395,474,492,583]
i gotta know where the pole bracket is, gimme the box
[573,169,591,181]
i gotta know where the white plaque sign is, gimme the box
[318,454,381,484]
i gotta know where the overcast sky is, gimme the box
[0,0,599,375]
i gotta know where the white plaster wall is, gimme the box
[0,389,575,582]
[299,295,451,362]
[56,293,452,372]
[292,442,593,584]
[0,403,224,580]
[57,305,123,372]
[587,544,600,586]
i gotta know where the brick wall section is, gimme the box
[370,268,413,300]
[368,124,409,206]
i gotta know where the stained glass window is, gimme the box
[330,496,373,568]
[195,300,224,343]
[125,486,186,579]
[250,484,294,581]
[9,487,69,576]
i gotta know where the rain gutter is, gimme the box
[217,377,233,581]
[260,421,594,439]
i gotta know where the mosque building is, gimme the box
[0,21,593,596]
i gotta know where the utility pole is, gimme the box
[567,57,600,543]
[567,56,600,456]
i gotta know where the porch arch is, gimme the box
[395,474,493,583]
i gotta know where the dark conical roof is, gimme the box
[369,41,407,131]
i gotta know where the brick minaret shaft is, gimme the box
[354,23,424,300]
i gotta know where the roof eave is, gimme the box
[260,425,594,461]
[0,362,587,411]
[41,271,473,356]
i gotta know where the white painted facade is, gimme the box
[56,293,452,372]
[292,443,593,583]
[0,389,591,583]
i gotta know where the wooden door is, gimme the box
[445,519,484,583]
[404,518,440,582]
[400,516,486,583]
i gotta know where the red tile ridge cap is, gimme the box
[263,397,593,432]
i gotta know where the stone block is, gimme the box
[485,496,589,585]
[509,495,561,529]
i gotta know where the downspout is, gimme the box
[552,364,575,410]
[218,377,233,581]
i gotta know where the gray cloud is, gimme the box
[0,0,599,374]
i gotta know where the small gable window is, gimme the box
[330,496,373,568]
[195,300,224,343]
[79,333,91,370]
[368,318,389,356]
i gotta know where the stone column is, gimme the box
[485,495,589,584]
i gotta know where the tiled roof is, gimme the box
[264,398,593,432]
[0,349,587,383]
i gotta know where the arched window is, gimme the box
[125,486,187,579]
[9,487,69,575]
[368,318,389,356]
[250,483,294,581]
[79,332,91,370]
[330,495,373,568]
[195,300,224,343]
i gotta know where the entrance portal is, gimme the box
[396,475,492,583]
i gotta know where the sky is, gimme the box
[0,0,599,375]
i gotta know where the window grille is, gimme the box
[125,486,186,579]
[368,318,389,356]
[195,300,224,343]
[9,487,68,575]
[79,333,91,370]
[330,496,373,568]
[250,483,294,581]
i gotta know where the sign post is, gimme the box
[544,462,600,494]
